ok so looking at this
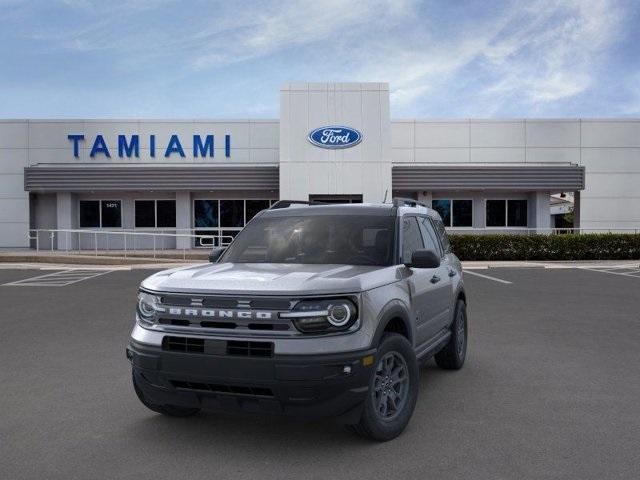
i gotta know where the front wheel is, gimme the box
[348,333,419,441]
[434,299,467,370]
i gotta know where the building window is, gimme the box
[157,200,176,228]
[135,200,176,228]
[246,200,270,222]
[134,201,155,228]
[79,201,100,228]
[486,199,528,227]
[194,200,219,228]
[79,200,121,228]
[220,200,244,227]
[507,200,528,227]
[432,199,473,227]
[194,199,274,247]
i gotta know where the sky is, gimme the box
[0,0,638,119]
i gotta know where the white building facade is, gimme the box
[0,82,638,249]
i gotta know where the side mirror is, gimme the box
[208,246,226,263]
[406,249,440,269]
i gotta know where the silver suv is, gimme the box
[127,198,468,441]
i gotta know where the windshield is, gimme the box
[221,215,396,266]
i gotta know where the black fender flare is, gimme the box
[371,299,413,348]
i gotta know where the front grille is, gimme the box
[227,340,273,357]
[159,295,291,310]
[162,336,204,353]
[161,336,274,357]
[170,380,274,397]
[158,317,290,332]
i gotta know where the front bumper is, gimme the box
[128,339,376,421]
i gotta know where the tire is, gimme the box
[434,299,467,370]
[132,371,200,417]
[348,333,419,441]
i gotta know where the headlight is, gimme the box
[137,291,161,323]
[281,298,358,333]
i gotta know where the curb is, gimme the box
[0,255,201,266]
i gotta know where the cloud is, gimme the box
[188,0,416,70]
[1,0,635,117]
[380,0,624,112]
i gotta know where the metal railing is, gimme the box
[26,227,640,258]
[444,227,640,235]
[27,228,236,259]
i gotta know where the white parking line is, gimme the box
[2,269,115,287]
[578,267,640,279]
[463,270,513,284]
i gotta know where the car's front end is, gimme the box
[128,282,383,421]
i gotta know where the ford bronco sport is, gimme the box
[127,198,468,441]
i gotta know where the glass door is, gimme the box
[193,199,219,247]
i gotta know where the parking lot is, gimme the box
[1,265,639,480]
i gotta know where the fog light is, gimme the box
[362,355,374,366]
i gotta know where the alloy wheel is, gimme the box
[373,352,410,420]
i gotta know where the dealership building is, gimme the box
[0,82,638,249]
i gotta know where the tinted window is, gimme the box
[220,200,244,227]
[508,200,528,227]
[194,200,219,228]
[452,200,473,227]
[432,200,451,226]
[101,200,121,228]
[79,201,100,228]
[156,200,176,228]
[222,215,396,266]
[418,217,441,256]
[486,200,506,227]
[135,201,155,228]
[432,217,451,254]
[246,200,270,222]
[401,216,424,264]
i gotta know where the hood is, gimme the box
[140,262,400,296]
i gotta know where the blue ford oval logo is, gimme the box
[308,126,362,149]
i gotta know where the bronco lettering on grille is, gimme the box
[162,307,273,320]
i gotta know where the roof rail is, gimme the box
[269,200,328,210]
[392,197,427,208]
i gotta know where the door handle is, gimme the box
[430,275,441,284]
[448,269,457,277]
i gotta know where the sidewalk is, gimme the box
[0,249,637,270]
[0,248,208,266]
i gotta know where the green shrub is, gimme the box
[449,234,640,261]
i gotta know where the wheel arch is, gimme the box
[456,288,467,305]
[371,301,413,347]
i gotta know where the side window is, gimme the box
[401,216,424,264]
[418,217,442,257]
[432,217,451,254]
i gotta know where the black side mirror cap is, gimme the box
[208,246,226,263]
[406,249,440,269]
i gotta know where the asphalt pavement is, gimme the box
[1,266,639,480]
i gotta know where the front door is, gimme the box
[401,216,451,349]
[418,216,452,333]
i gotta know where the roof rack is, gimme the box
[269,200,328,210]
[392,197,427,208]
